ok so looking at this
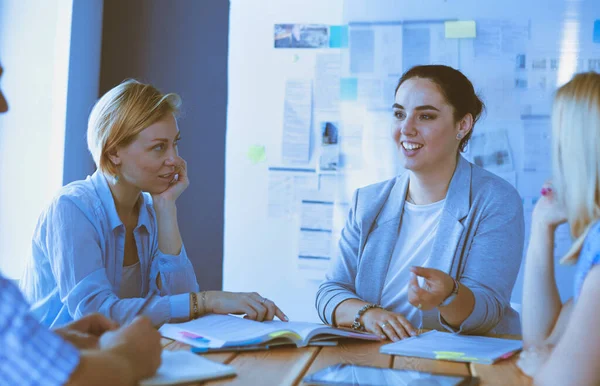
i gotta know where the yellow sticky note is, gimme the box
[269,331,299,339]
[444,21,476,39]
[434,351,465,357]
[247,145,266,164]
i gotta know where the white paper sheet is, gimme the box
[402,26,430,72]
[301,200,334,231]
[474,19,529,57]
[315,54,342,111]
[522,116,551,172]
[299,229,332,260]
[469,129,514,173]
[282,79,312,164]
[350,27,375,73]
[268,167,318,218]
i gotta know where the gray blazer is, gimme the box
[315,156,524,335]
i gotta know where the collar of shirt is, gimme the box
[89,170,153,233]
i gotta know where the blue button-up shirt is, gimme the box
[574,221,600,303]
[0,275,79,385]
[20,170,199,328]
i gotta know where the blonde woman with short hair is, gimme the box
[21,80,287,328]
[519,72,600,385]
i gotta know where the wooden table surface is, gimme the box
[160,334,532,386]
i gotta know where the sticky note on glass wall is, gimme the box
[329,25,349,48]
[444,21,476,39]
[340,78,358,101]
[247,145,266,164]
[594,20,600,43]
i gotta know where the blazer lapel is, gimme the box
[356,174,409,304]
[428,156,471,276]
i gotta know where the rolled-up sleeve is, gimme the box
[149,244,199,323]
[316,190,363,325]
[440,188,524,334]
[150,245,199,296]
[45,197,179,327]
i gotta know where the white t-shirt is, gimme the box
[379,199,445,326]
[119,261,142,299]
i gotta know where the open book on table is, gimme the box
[159,314,380,349]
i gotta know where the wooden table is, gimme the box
[160,334,532,386]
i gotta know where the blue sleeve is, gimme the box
[439,186,524,335]
[43,197,174,327]
[315,189,363,325]
[147,203,199,297]
[0,276,80,386]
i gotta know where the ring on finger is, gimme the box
[261,297,267,304]
[380,322,388,328]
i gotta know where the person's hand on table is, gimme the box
[360,307,417,341]
[205,291,289,322]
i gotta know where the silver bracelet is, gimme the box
[351,303,382,331]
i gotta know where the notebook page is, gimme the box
[141,351,235,386]
[160,314,292,348]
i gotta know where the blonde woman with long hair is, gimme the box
[519,72,600,385]
[21,79,287,328]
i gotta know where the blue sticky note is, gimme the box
[329,25,349,48]
[444,21,476,39]
[340,78,358,101]
[594,20,600,43]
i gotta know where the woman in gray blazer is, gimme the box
[316,65,524,339]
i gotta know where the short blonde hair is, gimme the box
[552,72,600,264]
[87,79,181,176]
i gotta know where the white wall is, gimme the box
[0,0,104,279]
[0,0,74,278]
[226,0,345,322]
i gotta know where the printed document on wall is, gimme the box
[315,54,342,111]
[282,80,312,164]
[268,168,318,218]
[522,116,551,173]
[469,129,514,173]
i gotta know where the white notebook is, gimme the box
[380,330,522,365]
[141,350,236,386]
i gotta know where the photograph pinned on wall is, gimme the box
[274,24,329,48]
[469,129,514,173]
[318,121,340,172]
[515,54,526,69]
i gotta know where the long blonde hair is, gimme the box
[87,79,181,177]
[552,72,600,264]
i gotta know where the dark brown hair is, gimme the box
[395,65,485,152]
